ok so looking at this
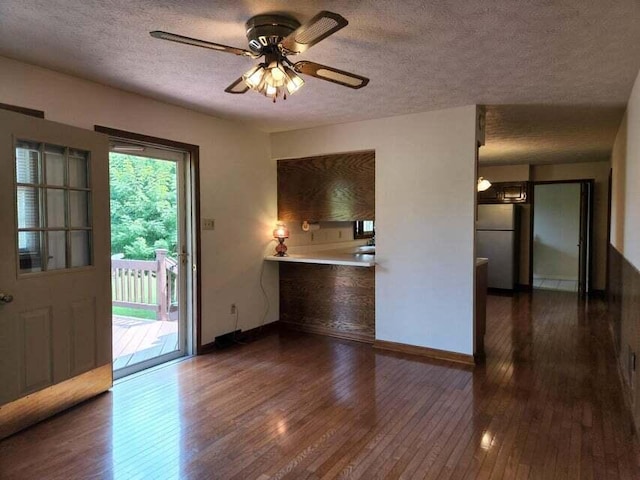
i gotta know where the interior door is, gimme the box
[0,109,112,439]
[577,181,592,296]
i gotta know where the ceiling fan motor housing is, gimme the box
[245,14,300,54]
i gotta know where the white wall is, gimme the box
[0,56,279,345]
[272,106,479,355]
[533,183,581,280]
[612,69,640,270]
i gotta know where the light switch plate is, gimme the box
[202,218,215,230]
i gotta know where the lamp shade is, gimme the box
[273,222,290,239]
[243,64,266,89]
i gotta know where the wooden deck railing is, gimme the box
[111,249,178,321]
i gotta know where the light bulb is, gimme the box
[268,61,286,85]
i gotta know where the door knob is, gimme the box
[0,293,14,304]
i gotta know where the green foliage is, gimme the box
[110,153,177,260]
[112,306,156,320]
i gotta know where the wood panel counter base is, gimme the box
[279,263,375,342]
[281,321,374,344]
[373,339,475,366]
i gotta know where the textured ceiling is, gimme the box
[1,1,640,164]
[481,104,625,165]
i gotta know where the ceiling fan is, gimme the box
[150,11,369,102]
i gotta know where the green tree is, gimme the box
[109,153,177,260]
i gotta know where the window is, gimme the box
[15,140,92,274]
[354,220,375,239]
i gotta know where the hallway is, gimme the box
[0,291,638,479]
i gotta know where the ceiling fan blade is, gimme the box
[280,11,348,54]
[224,77,250,94]
[294,61,369,89]
[150,31,258,58]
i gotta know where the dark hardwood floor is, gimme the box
[1,291,639,479]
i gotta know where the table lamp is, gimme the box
[273,222,290,256]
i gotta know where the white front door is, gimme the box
[0,109,112,438]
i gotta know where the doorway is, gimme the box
[531,180,593,295]
[103,131,198,379]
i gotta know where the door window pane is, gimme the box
[46,189,66,228]
[47,231,67,270]
[69,191,89,227]
[17,186,41,228]
[68,151,89,188]
[45,146,66,186]
[16,143,41,184]
[18,231,43,273]
[16,140,93,274]
[70,231,91,267]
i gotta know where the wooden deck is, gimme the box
[112,316,179,370]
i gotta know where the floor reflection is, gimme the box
[111,368,183,479]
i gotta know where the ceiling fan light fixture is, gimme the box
[284,66,304,95]
[242,64,266,89]
[243,58,305,100]
[262,70,284,89]
[268,61,287,83]
[264,83,278,97]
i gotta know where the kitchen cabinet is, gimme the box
[478,181,529,204]
[277,150,375,222]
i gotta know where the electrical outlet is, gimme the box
[230,303,236,315]
[202,218,215,230]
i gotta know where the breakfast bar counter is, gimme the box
[264,250,375,267]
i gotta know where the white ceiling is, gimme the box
[1,1,639,164]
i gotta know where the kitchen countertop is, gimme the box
[264,248,375,268]
[266,252,486,269]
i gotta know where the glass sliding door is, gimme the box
[109,143,191,378]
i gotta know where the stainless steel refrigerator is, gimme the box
[476,204,519,290]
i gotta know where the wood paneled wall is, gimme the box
[608,245,640,432]
[277,151,375,222]
[279,263,375,342]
